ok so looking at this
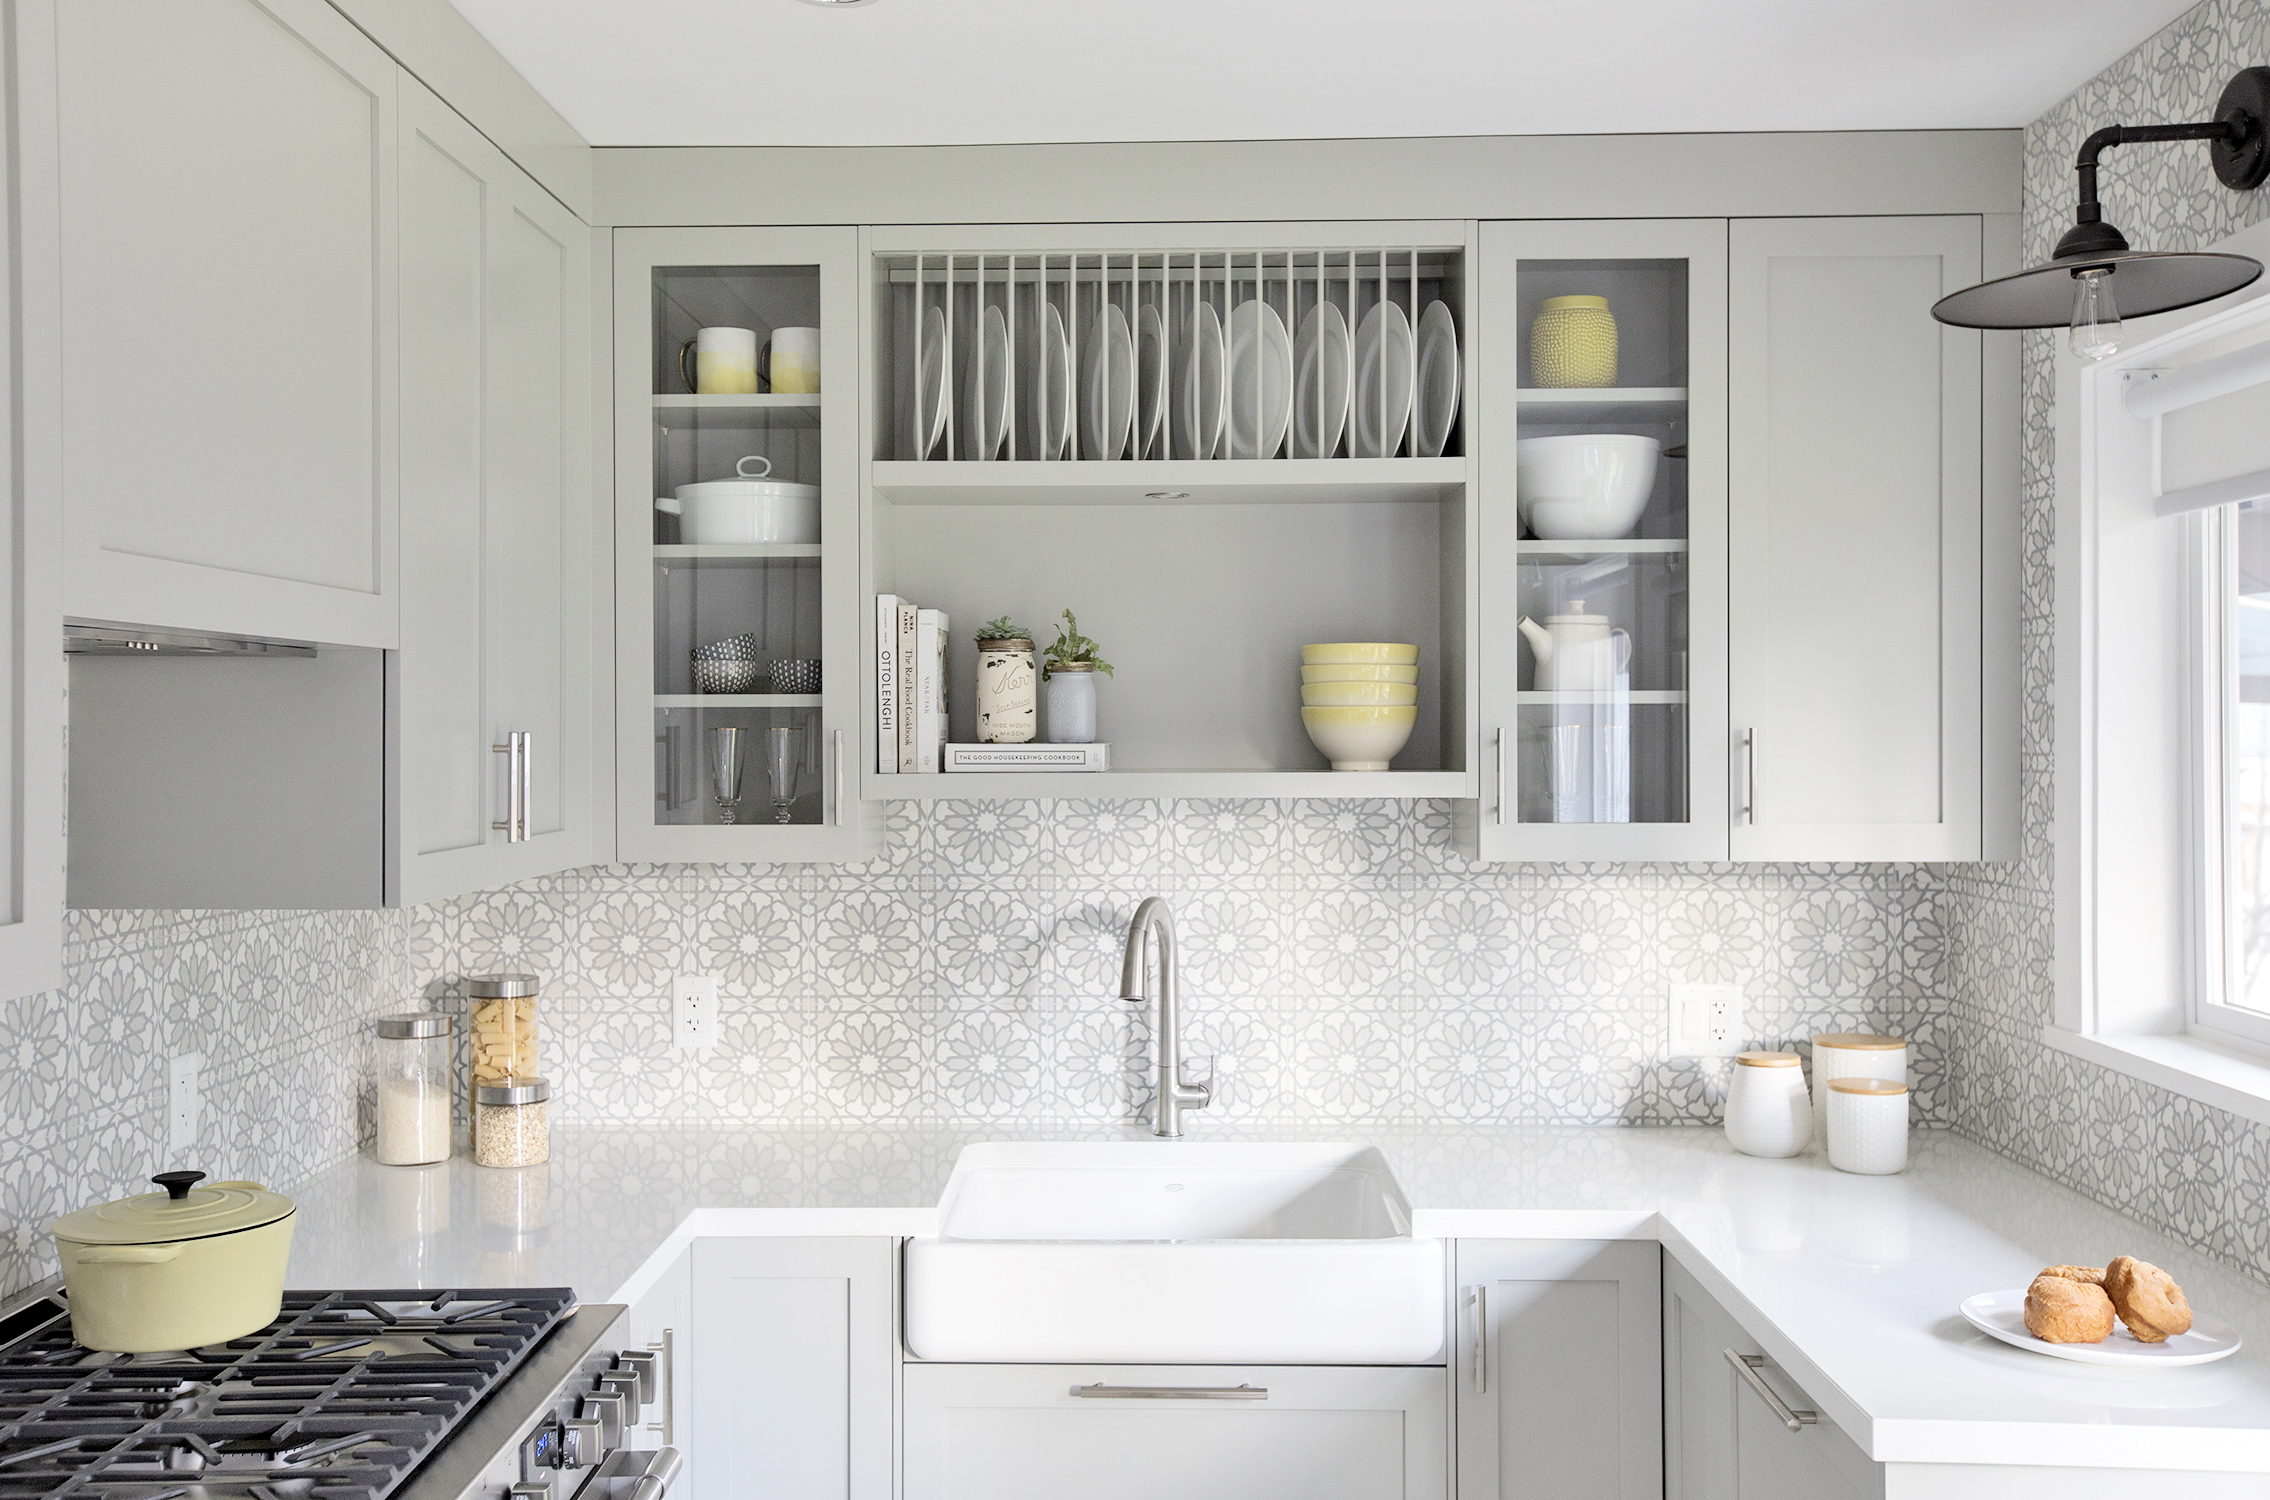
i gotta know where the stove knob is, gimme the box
[580,1390,626,1450]
[614,1351,658,1404]
[595,1373,642,1421]
[559,1417,602,1470]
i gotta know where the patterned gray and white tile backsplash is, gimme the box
[2,799,1948,1302]
[1947,0,2270,1281]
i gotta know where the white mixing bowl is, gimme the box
[1515,434,1661,540]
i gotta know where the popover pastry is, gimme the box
[2024,1273,2117,1344]
[2103,1256,2194,1343]
[2039,1264,2105,1285]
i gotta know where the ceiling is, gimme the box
[445,0,2198,149]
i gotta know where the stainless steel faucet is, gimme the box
[1118,897,1211,1137]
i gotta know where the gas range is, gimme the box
[0,1291,674,1500]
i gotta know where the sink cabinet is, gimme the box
[903,1363,1449,1500]
[1665,1258,1879,1500]
[690,1236,894,1500]
[1455,1239,1662,1500]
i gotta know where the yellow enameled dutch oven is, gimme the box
[50,1170,296,1352]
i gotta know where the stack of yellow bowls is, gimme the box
[1301,644,1419,771]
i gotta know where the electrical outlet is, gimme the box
[1668,983,1745,1058]
[167,1053,204,1152]
[671,976,718,1050]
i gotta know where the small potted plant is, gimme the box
[1041,609,1113,745]
[972,616,1036,744]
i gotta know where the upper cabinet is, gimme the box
[1464,214,2010,862]
[392,78,592,905]
[0,2,61,997]
[860,221,1478,802]
[26,0,399,647]
[1466,218,1729,861]
[613,226,869,860]
[1727,216,1985,862]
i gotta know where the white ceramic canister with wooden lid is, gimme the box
[1827,1078,1910,1175]
[1809,1032,1906,1147]
[1725,1051,1810,1158]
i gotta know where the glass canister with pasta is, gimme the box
[466,973,540,1121]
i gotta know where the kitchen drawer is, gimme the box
[903,1363,1449,1500]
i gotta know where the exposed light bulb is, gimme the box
[2069,267,2124,362]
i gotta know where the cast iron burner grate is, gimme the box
[0,1288,575,1500]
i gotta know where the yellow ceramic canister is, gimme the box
[1530,295,1618,388]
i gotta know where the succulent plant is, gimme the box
[1043,609,1114,677]
[975,615,1030,642]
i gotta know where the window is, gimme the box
[2199,502,2270,1048]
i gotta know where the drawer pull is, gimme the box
[1072,1383,1267,1401]
[1723,1349,1817,1433]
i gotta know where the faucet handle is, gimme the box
[1183,1053,1216,1100]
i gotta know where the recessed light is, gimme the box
[1145,491,1190,500]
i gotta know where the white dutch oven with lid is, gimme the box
[50,1170,296,1351]
[669,454,819,544]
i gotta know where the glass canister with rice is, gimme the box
[373,1011,453,1165]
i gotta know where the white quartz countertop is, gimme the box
[284,1124,2270,1474]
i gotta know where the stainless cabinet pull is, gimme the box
[518,730,533,842]
[1724,1349,1816,1433]
[647,1330,674,1445]
[1494,729,1506,827]
[491,732,525,841]
[832,729,844,827]
[1071,1383,1266,1401]
[1472,1284,1489,1393]
[1741,728,1759,825]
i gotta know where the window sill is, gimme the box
[2043,1027,2270,1127]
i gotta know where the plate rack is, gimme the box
[879,245,1464,464]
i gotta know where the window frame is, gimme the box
[2190,501,2270,1054]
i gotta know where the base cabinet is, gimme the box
[1455,1239,1661,1500]
[903,1364,1448,1500]
[619,1249,691,1493]
[689,1237,894,1500]
[1664,1258,1879,1500]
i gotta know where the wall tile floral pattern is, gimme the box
[1947,0,2270,1281]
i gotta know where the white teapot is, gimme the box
[1517,600,1631,692]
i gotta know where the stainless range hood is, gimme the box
[64,618,317,657]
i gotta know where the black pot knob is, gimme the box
[151,1170,206,1201]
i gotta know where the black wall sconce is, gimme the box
[1931,66,2270,361]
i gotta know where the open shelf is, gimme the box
[872,457,1466,506]
[872,768,1474,800]
[653,394,823,430]
[1517,538,1688,561]
[655,694,823,708]
[655,543,823,560]
[1517,386,1685,416]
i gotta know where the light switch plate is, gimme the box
[671,976,718,1050]
[1668,983,1744,1058]
[167,1053,204,1152]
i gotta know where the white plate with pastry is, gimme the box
[1960,1290,2242,1367]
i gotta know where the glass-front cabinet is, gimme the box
[1465,220,1728,860]
[614,228,867,859]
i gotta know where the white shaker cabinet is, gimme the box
[618,1249,691,1493]
[23,0,400,647]
[0,4,60,997]
[392,77,592,905]
[689,1237,894,1500]
[1665,1258,1878,1500]
[1726,216,1985,862]
[903,1363,1448,1500]
[1455,1239,1661,1500]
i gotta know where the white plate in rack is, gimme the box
[1414,300,1461,457]
[1225,299,1293,460]
[1351,300,1415,459]
[1020,299,1072,460]
[1136,302,1169,459]
[1173,300,1226,461]
[962,302,1010,461]
[1959,1289,2243,1367]
[1081,302,1135,461]
[909,304,948,459]
[1291,301,1351,460]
